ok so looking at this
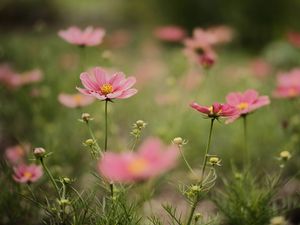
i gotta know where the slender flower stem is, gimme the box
[40,158,60,198]
[27,183,37,201]
[243,115,248,166]
[178,146,196,175]
[186,118,215,225]
[200,118,215,182]
[104,99,108,152]
[86,122,102,153]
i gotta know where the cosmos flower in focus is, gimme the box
[58,26,105,47]
[98,137,178,182]
[190,102,237,119]
[77,67,137,100]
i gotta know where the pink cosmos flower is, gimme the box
[273,69,300,98]
[98,137,179,182]
[154,25,186,42]
[5,145,26,165]
[58,93,95,108]
[190,102,237,118]
[250,59,272,78]
[58,26,105,47]
[226,89,270,123]
[77,67,137,100]
[13,164,43,183]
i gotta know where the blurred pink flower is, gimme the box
[154,25,186,42]
[13,164,43,183]
[58,93,95,108]
[58,26,105,47]
[250,59,272,78]
[190,102,237,118]
[77,67,137,100]
[199,52,216,69]
[0,65,43,89]
[98,137,179,182]
[273,69,300,98]
[287,31,300,48]
[226,89,270,123]
[5,145,26,165]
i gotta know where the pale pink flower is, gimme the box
[13,164,43,183]
[98,137,179,182]
[190,102,238,118]
[58,26,105,47]
[154,25,186,42]
[58,93,95,108]
[15,69,43,86]
[77,67,137,100]
[273,69,300,98]
[287,31,300,48]
[250,59,272,78]
[5,145,26,165]
[226,89,270,123]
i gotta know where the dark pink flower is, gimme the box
[190,102,237,118]
[58,93,95,108]
[154,25,186,42]
[77,67,137,100]
[13,164,43,183]
[273,69,300,98]
[98,137,178,182]
[58,26,105,47]
[226,89,270,123]
[287,32,300,48]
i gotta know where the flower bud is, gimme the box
[33,147,46,158]
[279,150,291,161]
[85,139,95,146]
[194,213,202,222]
[136,120,146,129]
[209,156,221,166]
[63,177,71,184]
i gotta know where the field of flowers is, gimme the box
[0,2,300,224]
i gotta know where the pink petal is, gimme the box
[117,89,138,99]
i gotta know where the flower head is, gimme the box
[273,69,300,99]
[58,26,105,47]
[190,102,237,119]
[154,25,186,42]
[98,137,178,182]
[5,145,27,165]
[77,67,137,100]
[13,164,43,183]
[58,93,95,108]
[226,89,270,123]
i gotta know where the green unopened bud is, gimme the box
[190,184,201,193]
[57,198,71,206]
[136,120,147,129]
[194,213,202,222]
[173,137,183,145]
[63,177,71,184]
[209,156,222,166]
[279,150,291,161]
[85,139,95,146]
[33,147,46,159]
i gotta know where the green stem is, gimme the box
[178,146,196,175]
[86,122,101,152]
[243,115,248,166]
[187,118,215,225]
[110,182,114,198]
[27,183,37,201]
[200,118,215,182]
[40,158,60,198]
[104,100,108,152]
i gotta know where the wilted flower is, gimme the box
[5,145,26,165]
[98,137,179,182]
[58,93,95,108]
[58,26,105,47]
[273,69,300,99]
[190,102,237,119]
[154,25,186,42]
[13,164,43,183]
[226,89,270,123]
[77,67,137,100]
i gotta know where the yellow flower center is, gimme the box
[74,94,82,103]
[128,158,148,175]
[100,84,113,95]
[24,171,32,179]
[208,106,222,115]
[237,102,249,110]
